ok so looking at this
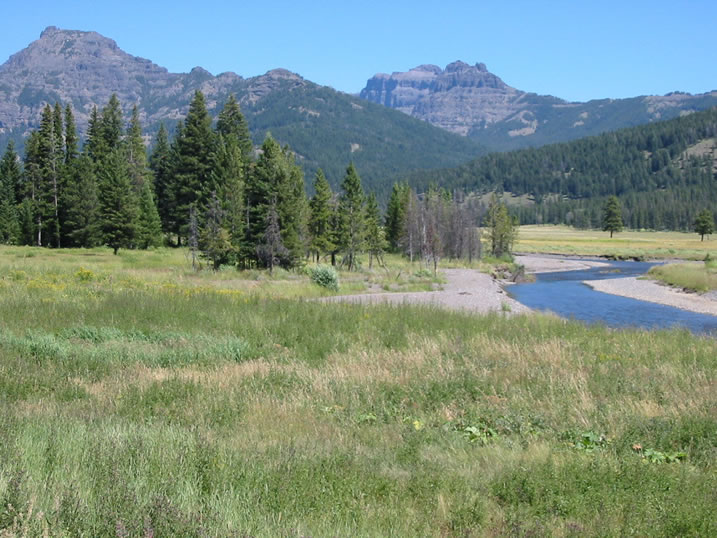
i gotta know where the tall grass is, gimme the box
[648,260,717,292]
[0,247,715,536]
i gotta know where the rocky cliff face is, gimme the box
[360,61,717,149]
[360,61,536,135]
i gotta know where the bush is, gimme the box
[308,264,339,291]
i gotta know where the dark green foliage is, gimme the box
[694,209,715,241]
[125,105,150,191]
[406,107,717,231]
[98,150,138,254]
[337,163,365,270]
[255,199,288,273]
[212,134,245,251]
[308,264,339,291]
[169,91,216,241]
[216,94,253,162]
[485,195,517,257]
[100,94,123,156]
[136,181,163,249]
[308,169,335,262]
[384,182,409,251]
[0,142,21,244]
[364,192,386,268]
[62,155,101,248]
[149,123,174,236]
[199,192,232,270]
[602,195,623,238]
[63,104,78,164]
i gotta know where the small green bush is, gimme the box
[308,264,339,291]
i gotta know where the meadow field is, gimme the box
[515,225,717,260]
[0,246,715,536]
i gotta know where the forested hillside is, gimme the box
[403,107,717,230]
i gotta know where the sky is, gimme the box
[2,0,716,102]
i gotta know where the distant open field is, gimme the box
[0,247,715,536]
[515,225,717,260]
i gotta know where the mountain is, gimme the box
[0,27,486,193]
[402,106,717,231]
[360,61,717,151]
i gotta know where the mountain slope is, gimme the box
[360,62,717,151]
[0,27,486,191]
[402,107,717,230]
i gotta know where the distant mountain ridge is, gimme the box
[0,27,486,194]
[360,61,717,150]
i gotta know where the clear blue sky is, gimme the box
[2,0,715,102]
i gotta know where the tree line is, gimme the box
[403,107,717,232]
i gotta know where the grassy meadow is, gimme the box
[515,225,717,260]
[0,246,715,536]
[648,258,717,293]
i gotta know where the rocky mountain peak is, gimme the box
[359,61,518,135]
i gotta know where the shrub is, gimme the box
[308,264,339,291]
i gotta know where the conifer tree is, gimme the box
[485,195,516,258]
[308,169,335,262]
[337,163,365,271]
[0,145,20,244]
[0,141,22,206]
[199,192,233,270]
[256,198,288,274]
[149,123,174,237]
[100,94,123,154]
[37,104,64,247]
[126,105,150,192]
[385,182,408,252]
[216,94,253,162]
[694,209,714,241]
[277,153,308,266]
[211,134,244,252]
[64,104,78,164]
[63,155,101,248]
[170,91,216,242]
[85,106,104,162]
[136,181,163,249]
[602,195,623,238]
[364,192,386,269]
[98,150,138,254]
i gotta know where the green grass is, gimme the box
[648,259,717,292]
[0,247,715,536]
[516,225,717,260]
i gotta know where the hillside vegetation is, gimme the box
[405,107,717,231]
[0,247,715,536]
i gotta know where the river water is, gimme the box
[508,260,717,335]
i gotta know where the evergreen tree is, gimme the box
[308,169,335,262]
[384,182,408,252]
[64,104,78,164]
[126,105,150,192]
[216,94,253,162]
[602,195,623,238]
[199,192,233,270]
[63,155,101,248]
[364,192,386,269]
[100,94,123,155]
[256,198,288,274]
[149,123,174,238]
[694,209,714,241]
[85,106,104,161]
[485,195,516,258]
[37,104,64,247]
[277,152,307,266]
[211,134,244,253]
[170,91,216,242]
[0,145,19,244]
[136,181,163,249]
[337,162,365,271]
[98,150,138,254]
[0,141,22,206]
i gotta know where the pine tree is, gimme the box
[211,134,244,252]
[384,182,408,252]
[98,150,138,254]
[337,163,365,271]
[364,192,386,269]
[149,123,174,237]
[85,106,104,161]
[485,195,516,258]
[256,198,288,274]
[308,169,335,262]
[694,209,714,241]
[37,104,64,247]
[100,94,123,155]
[277,152,307,266]
[126,105,150,192]
[199,192,232,270]
[170,91,216,242]
[63,155,101,248]
[602,195,623,238]
[136,181,163,249]
[64,104,78,164]
[216,94,253,162]
[22,132,42,245]
[0,144,20,244]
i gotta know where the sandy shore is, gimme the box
[321,268,530,315]
[584,276,717,316]
[515,254,611,273]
